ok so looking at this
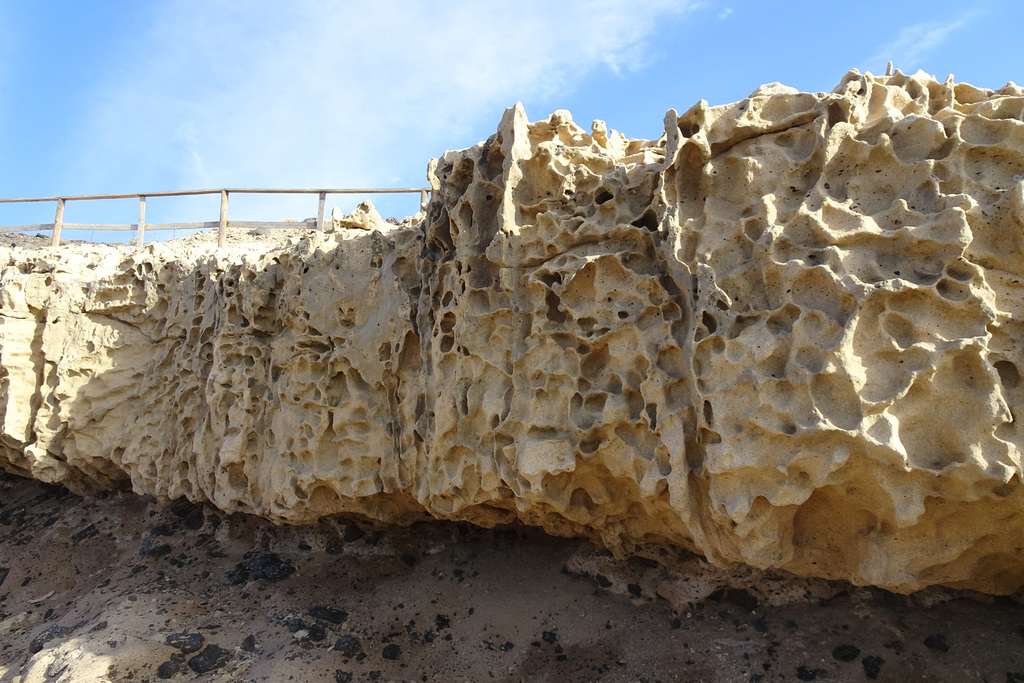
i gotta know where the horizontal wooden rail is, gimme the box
[0,187,431,249]
[0,188,430,204]
[0,220,323,234]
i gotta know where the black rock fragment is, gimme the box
[183,511,206,530]
[0,567,9,590]
[246,553,295,581]
[227,564,249,585]
[165,632,204,654]
[435,614,450,630]
[882,640,905,654]
[139,536,173,558]
[156,654,184,679]
[796,666,817,681]
[832,644,861,662]
[71,524,97,544]
[241,634,257,652]
[924,634,949,652]
[862,655,885,680]
[542,631,558,644]
[382,643,401,660]
[187,644,230,674]
[334,635,362,657]
[29,625,73,654]
[334,672,353,683]
[309,605,348,625]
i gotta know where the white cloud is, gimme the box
[866,12,979,74]
[66,0,699,220]
[717,7,733,20]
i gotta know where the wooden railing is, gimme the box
[0,187,431,249]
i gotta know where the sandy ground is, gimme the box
[2,472,1024,682]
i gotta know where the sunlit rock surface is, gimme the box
[3,69,1024,594]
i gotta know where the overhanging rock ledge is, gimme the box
[3,68,1024,594]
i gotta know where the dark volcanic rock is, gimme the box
[29,625,73,654]
[246,553,295,581]
[862,656,885,680]
[139,536,173,557]
[165,632,204,654]
[309,605,348,625]
[70,524,97,544]
[305,624,327,642]
[156,654,184,679]
[187,644,230,674]
[334,635,362,657]
[832,644,861,662]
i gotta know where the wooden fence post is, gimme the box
[137,196,146,248]
[316,192,326,233]
[51,198,65,247]
[218,191,228,248]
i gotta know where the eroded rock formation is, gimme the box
[3,69,1024,594]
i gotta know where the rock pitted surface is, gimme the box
[2,69,1024,594]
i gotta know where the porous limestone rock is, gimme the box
[332,200,386,232]
[3,69,1024,594]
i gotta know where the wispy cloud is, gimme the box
[717,7,733,20]
[866,11,980,74]
[64,0,699,219]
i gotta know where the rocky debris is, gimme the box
[2,471,1024,681]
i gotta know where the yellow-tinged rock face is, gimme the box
[2,69,1024,594]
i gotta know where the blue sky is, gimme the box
[0,0,1020,239]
